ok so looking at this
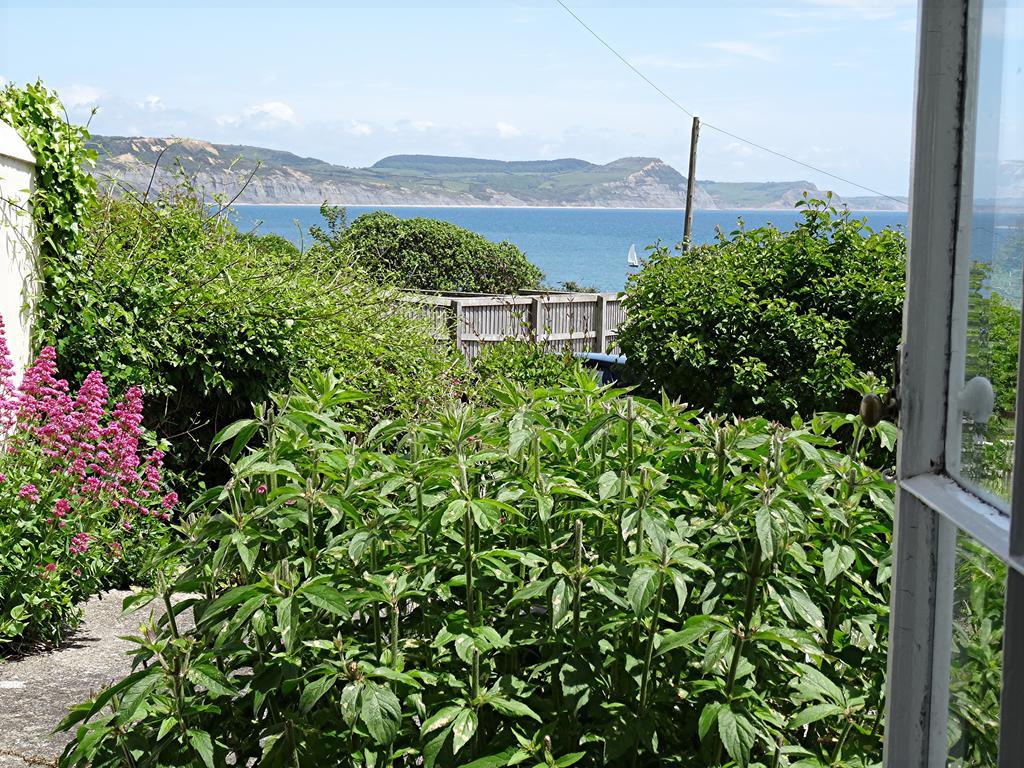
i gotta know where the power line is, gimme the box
[554,0,908,208]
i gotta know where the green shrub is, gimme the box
[0,321,171,650]
[60,373,896,767]
[618,198,906,420]
[471,340,585,397]
[342,210,544,293]
[32,186,464,483]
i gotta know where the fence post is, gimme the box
[0,120,38,378]
[452,299,464,350]
[593,294,607,353]
[531,296,543,344]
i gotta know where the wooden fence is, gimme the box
[399,291,625,361]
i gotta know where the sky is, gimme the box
[0,0,918,198]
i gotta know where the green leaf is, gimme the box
[822,544,856,584]
[656,615,726,657]
[789,703,844,729]
[597,470,618,501]
[188,729,215,768]
[186,664,237,698]
[785,587,825,631]
[301,582,348,615]
[421,705,462,736]
[300,673,338,713]
[755,505,775,560]
[487,696,542,722]
[554,753,587,767]
[698,702,722,740]
[451,708,478,755]
[627,566,659,616]
[550,579,571,628]
[717,707,755,767]
[360,681,402,744]
[460,748,519,768]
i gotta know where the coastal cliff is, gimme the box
[89,136,907,210]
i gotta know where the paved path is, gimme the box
[0,590,169,767]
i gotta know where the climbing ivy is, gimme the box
[0,80,97,335]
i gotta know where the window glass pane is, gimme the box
[947,530,1006,767]
[957,0,1024,502]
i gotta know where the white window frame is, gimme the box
[885,1,1024,766]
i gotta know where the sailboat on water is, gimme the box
[627,243,640,268]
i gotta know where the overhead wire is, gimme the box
[554,0,908,208]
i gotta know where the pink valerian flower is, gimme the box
[44,562,56,572]
[18,483,40,502]
[69,532,90,555]
[161,491,178,509]
[0,473,5,483]
[256,484,268,494]
[54,498,71,516]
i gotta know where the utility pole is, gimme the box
[682,115,700,251]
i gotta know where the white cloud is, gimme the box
[704,41,778,63]
[62,84,104,108]
[410,120,434,132]
[216,101,297,129]
[496,121,521,139]
[348,121,373,136]
[136,95,165,112]
[724,142,754,158]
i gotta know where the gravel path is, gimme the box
[0,590,174,767]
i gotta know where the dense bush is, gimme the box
[470,340,585,398]
[60,372,895,767]
[31,186,465,484]
[0,317,170,649]
[618,198,906,420]
[342,210,544,293]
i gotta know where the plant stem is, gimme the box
[572,519,583,642]
[464,505,475,628]
[390,600,400,670]
[832,720,854,763]
[714,543,762,764]
[370,538,382,660]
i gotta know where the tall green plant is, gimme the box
[59,374,894,767]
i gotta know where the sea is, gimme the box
[229,205,908,293]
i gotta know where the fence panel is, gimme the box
[400,291,625,361]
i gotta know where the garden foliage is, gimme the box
[60,373,895,768]
[341,210,544,293]
[470,340,585,399]
[38,187,464,482]
[1,82,464,484]
[0,316,170,649]
[618,198,906,420]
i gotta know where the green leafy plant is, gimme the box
[59,372,894,767]
[618,197,906,420]
[471,340,585,398]
[0,80,97,276]
[341,210,544,293]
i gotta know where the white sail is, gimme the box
[627,243,639,267]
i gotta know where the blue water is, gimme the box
[229,205,908,292]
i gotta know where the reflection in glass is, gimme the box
[947,531,1006,767]
[958,1,1023,501]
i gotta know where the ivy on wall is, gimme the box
[0,80,97,344]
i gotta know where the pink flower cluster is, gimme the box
[0,313,174,554]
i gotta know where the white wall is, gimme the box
[0,119,37,377]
